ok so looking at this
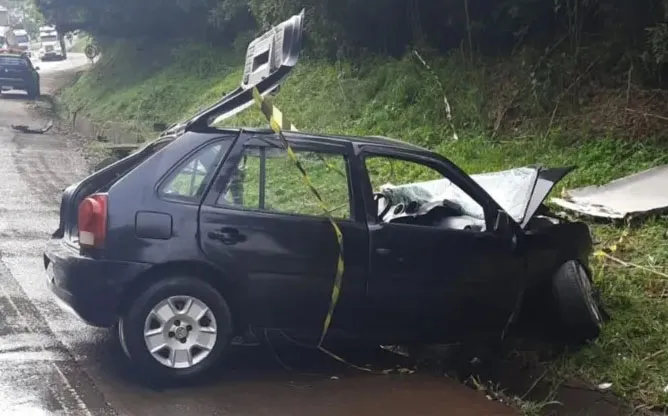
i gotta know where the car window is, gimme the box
[0,56,26,66]
[364,155,485,225]
[365,156,443,190]
[160,141,227,202]
[219,145,352,219]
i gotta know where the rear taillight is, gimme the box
[77,193,108,248]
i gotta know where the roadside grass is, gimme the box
[60,39,244,138]
[549,220,668,408]
[59,40,668,411]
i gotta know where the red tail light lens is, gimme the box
[78,193,108,248]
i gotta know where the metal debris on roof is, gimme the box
[551,164,668,219]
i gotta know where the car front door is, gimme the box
[198,134,369,340]
[360,147,526,344]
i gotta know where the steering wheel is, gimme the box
[373,193,393,221]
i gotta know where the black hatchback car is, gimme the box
[0,48,40,98]
[45,11,603,382]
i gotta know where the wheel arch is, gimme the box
[117,260,248,335]
[516,257,592,322]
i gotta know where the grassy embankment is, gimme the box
[59,39,668,410]
[69,33,92,53]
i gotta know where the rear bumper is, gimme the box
[0,78,28,89]
[44,239,151,327]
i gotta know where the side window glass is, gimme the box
[219,145,352,219]
[160,141,227,201]
[364,155,485,228]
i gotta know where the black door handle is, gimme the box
[208,227,246,245]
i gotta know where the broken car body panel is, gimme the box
[160,9,305,137]
[551,164,668,220]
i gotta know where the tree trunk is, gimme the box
[57,29,67,59]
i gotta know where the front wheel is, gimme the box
[118,276,234,385]
[551,260,603,344]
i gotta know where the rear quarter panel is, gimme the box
[102,132,237,265]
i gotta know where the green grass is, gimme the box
[550,221,668,408]
[59,40,668,410]
[69,34,93,53]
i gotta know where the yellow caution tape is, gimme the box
[252,87,346,349]
[256,95,346,178]
[251,89,417,376]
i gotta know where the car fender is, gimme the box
[117,258,252,330]
[523,220,593,289]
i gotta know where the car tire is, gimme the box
[118,276,234,385]
[26,84,40,100]
[551,260,603,344]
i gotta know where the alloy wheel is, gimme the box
[143,295,218,369]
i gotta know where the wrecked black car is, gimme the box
[44,10,603,383]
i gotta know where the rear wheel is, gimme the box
[551,260,603,344]
[26,82,40,100]
[118,276,234,385]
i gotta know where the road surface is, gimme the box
[0,54,518,416]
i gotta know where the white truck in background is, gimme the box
[13,29,31,56]
[38,25,65,61]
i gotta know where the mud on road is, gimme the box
[0,56,520,415]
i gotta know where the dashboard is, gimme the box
[382,198,486,232]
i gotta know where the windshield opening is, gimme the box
[41,35,57,42]
[15,35,29,43]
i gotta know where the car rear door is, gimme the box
[360,147,526,343]
[198,133,369,339]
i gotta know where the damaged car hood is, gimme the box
[381,166,574,228]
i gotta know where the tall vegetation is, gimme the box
[33,0,668,85]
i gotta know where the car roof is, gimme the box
[210,127,429,153]
[0,51,26,58]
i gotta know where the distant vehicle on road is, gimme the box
[12,29,31,57]
[44,10,603,384]
[0,48,40,99]
[1,25,13,48]
[38,26,65,61]
[0,6,7,27]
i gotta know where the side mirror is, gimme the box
[35,66,40,71]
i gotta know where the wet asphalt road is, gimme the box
[0,55,518,416]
